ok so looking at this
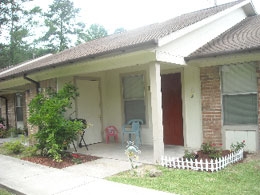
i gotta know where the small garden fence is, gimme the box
[161,149,243,172]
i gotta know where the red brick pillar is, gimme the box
[25,83,38,136]
[200,66,222,146]
[25,79,57,137]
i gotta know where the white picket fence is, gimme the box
[161,149,244,172]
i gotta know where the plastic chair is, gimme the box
[121,119,143,146]
[105,125,119,144]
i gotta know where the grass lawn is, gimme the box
[108,158,260,195]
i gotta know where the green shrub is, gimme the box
[183,150,197,161]
[230,140,246,152]
[28,83,84,162]
[23,145,38,157]
[201,142,222,160]
[3,140,25,154]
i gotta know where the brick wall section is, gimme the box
[25,83,38,136]
[25,78,57,136]
[200,66,222,146]
[41,79,57,92]
[257,62,260,152]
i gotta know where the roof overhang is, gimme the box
[0,49,157,93]
[186,49,260,67]
[0,40,158,82]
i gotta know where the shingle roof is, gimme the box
[0,0,246,80]
[187,14,260,60]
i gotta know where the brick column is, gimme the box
[25,83,38,136]
[200,66,222,146]
[25,78,57,137]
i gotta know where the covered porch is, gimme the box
[72,142,185,164]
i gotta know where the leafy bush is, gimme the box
[183,150,197,161]
[28,83,84,162]
[1,136,38,157]
[201,142,214,154]
[201,142,222,160]
[3,140,25,154]
[230,140,246,152]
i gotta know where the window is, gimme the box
[16,94,24,122]
[221,63,257,125]
[122,74,146,124]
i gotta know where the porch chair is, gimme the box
[121,119,143,146]
[105,125,119,144]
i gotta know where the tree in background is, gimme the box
[0,0,121,68]
[41,0,84,52]
[0,0,9,36]
[77,23,108,45]
[0,0,41,68]
[114,27,127,34]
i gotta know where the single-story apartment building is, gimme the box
[0,0,259,162]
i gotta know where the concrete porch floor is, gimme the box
[0,137,185,164]
[73,142,185,164]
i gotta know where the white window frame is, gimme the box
[15,93,24,122]
[221,63,258,128]
[121,73,146,124]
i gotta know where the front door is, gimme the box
[161,73,184,145]
[76,79,102,145]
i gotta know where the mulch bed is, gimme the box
[21,153,100,169]
[195,150,231,161]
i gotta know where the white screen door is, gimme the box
[76,79,102,145]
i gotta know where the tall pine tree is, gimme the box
[42,0,84,52]
[0,0,41,67]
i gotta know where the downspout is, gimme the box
[0,96,9,129]
[23,75,40,94]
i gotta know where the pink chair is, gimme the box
[105,126,119,144]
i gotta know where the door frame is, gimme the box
[74,76,103,144]
[161,72,184,146]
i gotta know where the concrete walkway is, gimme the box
[0,154,174,195]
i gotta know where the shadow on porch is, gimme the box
[73,142,185,164]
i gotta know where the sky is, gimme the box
[28,0,260,34]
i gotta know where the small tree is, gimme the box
[28,83,84,162]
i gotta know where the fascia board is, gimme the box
[157,0,253,47]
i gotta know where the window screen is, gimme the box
[223,94,257,125]
[122,75,146,123]
[16,94,24,122]
[222,63,257,125]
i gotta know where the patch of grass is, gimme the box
[108,159,260,195]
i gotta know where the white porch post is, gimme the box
[149,63,164,163]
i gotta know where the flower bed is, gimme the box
[161,149,243,172]
[0,123,7,138]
